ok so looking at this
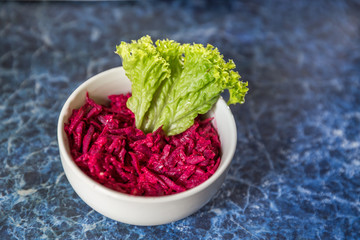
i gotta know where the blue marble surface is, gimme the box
[1,0,360,239]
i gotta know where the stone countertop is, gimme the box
[1,1,359,239]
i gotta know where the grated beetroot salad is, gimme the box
[65,93,221,196]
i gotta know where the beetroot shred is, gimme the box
[65,93,221,196]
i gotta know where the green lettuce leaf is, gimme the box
[140,39,184,133]
[115,36,171,129]
[116,35,248,136]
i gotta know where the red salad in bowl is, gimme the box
[65,93,221,196]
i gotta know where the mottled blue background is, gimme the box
[1,0,360,239]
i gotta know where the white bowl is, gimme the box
[57,67,237,226]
